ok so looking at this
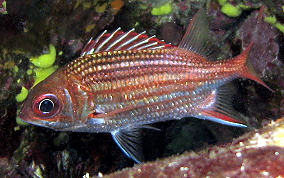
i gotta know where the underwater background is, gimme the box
[1,0,284,177]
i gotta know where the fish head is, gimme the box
[19,71,83,131]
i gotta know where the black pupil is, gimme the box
[39,99,54,113]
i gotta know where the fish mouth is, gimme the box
[18,110,28,121]
[18,111,58,129]
[18,107,35,124]
[18,113,34,124]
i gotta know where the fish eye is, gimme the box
[33,94,61,118]
[39,99,54,113]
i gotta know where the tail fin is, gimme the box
[234,42,273,91]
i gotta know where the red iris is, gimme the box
[33,94,61,118]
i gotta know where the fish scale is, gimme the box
[64,49,240,93]
[19,9,272,163]
[91,89,213,131]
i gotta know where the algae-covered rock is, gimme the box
[99,118,284,178]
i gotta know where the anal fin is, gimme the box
[199,84,247,127]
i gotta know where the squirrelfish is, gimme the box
[19,9,271,163]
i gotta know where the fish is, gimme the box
[19,9,271,163]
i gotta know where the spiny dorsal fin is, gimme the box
[178,9,221,60]
[81,28,173,56]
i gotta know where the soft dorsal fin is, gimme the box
[81,28,173,56]
[178,9,221,60]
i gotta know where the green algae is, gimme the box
[151,3,173,16]
[30,44,56,68]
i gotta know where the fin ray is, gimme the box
[178,9,221,60]
[111,125,159,163]
[233,42,273,91]
[199,85,247,127]
[81,28,173,56]
[111,127,144,163]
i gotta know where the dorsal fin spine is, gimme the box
[81,26,173,55]
[120,31,146,50]
[106,29,135,51]
[137,41,158,50]
[90,30,107,53]
[127,34,153,50]
[95,28,121,53]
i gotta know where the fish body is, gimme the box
[19,9,270,163]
